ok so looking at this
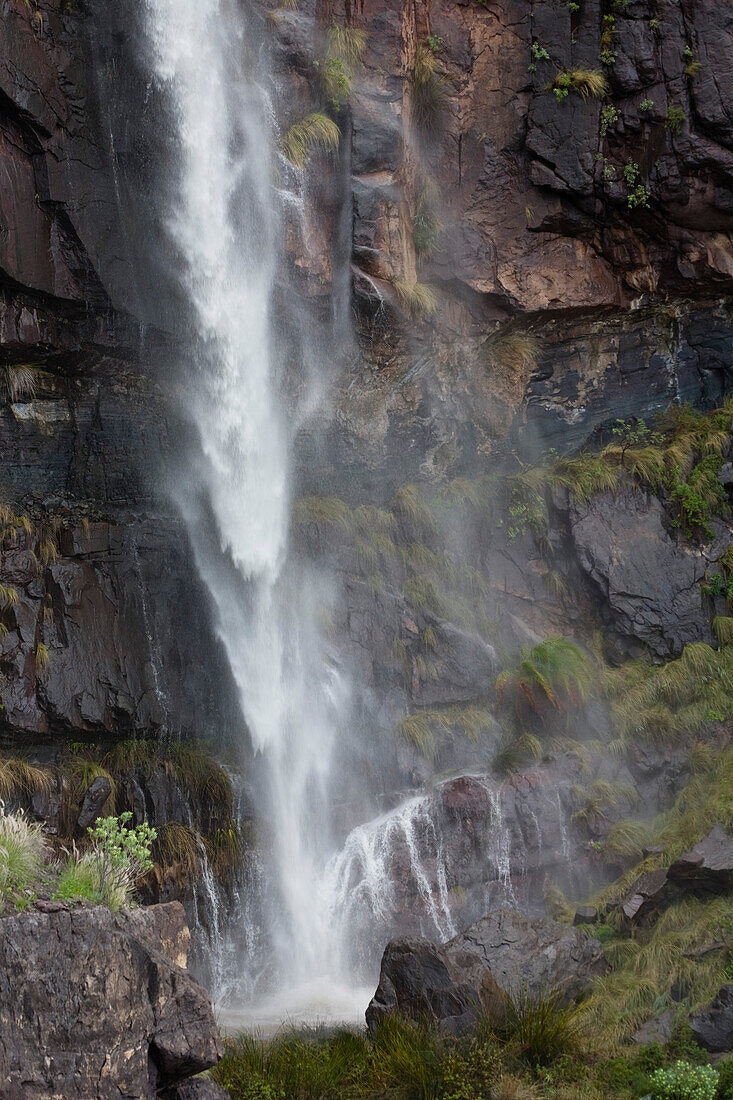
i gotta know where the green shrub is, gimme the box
[56,813,157,910]
[649,1060,718,1100]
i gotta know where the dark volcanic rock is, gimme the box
[0,901,223,1099]
[620,868,670,926]
[76,774,112,829]
[573,905,598,926]
[689,985,733,1053]
[366,907,606,1035]
[569,490,711,658]
[667,825,733,893]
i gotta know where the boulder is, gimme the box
[77,774,113,830]
[689,985,733,1053]
[667,826,733,894]
[0,901,223,1099]
[620,869,669,926]
[366,907,606,1036]
[573,905,598,926]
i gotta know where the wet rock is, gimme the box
[569,490,711,659]
[667,825,733,894]
[633,1009,677,1047]
[689,986,733,1053]
[573,905,598,926]
[365,937,490,1036]
[0,901,223,1099]
[76,775,112,830]
[620,869,670,926]
[366,907,606,1035]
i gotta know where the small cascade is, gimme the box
[323,795,457,973]
[483,782,517,907]
[130,533,170,733]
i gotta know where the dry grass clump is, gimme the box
[409,46,449,138]
[391,278,438,317]
[484,331,541,373]
[553,68,609,98]
[280,113,340,168]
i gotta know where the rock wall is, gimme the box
[0,901,222,1099]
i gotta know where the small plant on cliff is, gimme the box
[409,46,449,138]
[0,808,46,898]
[683,45,702,78]
[391,277,438,318]
[650,1061,718,1100]
[0,756,51,801]
[666,105,686,135]
[56,812,156,910]
[484,330,541,374]
[496,638,591,729]
[552,68,608,100]
[1,364,39,403]
[280,113,340,168]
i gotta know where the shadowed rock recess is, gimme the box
[1,0,733,1090]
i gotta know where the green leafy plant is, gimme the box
[640,98,655,112]
[529,41,550,73]
[600,104,619,135]
[552,69,608,101]
[649,1060,718,1099]
[58,813,157,909]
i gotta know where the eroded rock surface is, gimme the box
[0,901,223,1100]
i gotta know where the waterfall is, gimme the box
[141,0,355,1009]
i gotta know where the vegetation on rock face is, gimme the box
[280,113,341,167]
[409,46,449,138]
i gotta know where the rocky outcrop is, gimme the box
[620,867,670,926]
[667,824,733,893]
[689,985,733,1053]
[366,906,606,1035]
[619,826,733,928]
[0,901,223,1099]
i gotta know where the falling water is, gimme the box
[141,0,358,1012]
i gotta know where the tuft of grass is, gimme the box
[34,642,50,671]
[501,986,582,1065]
[327,23,367,66]
[0,808,46,896]
[491,732,543,776]
[600,820,651,863]
[280,113,341,168]
[409,46,449,137]
[2,364,39,403]
[152,822,201,877]
[484,331,541,373]
[496,638,591,730]
[392,485,436,533]
[553,68,608,98]
[0,756,51,801]
[391,278,438,317]
[54,848,132,910]
[713,616,733,646]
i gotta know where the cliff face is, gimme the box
[0,0,732,938]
